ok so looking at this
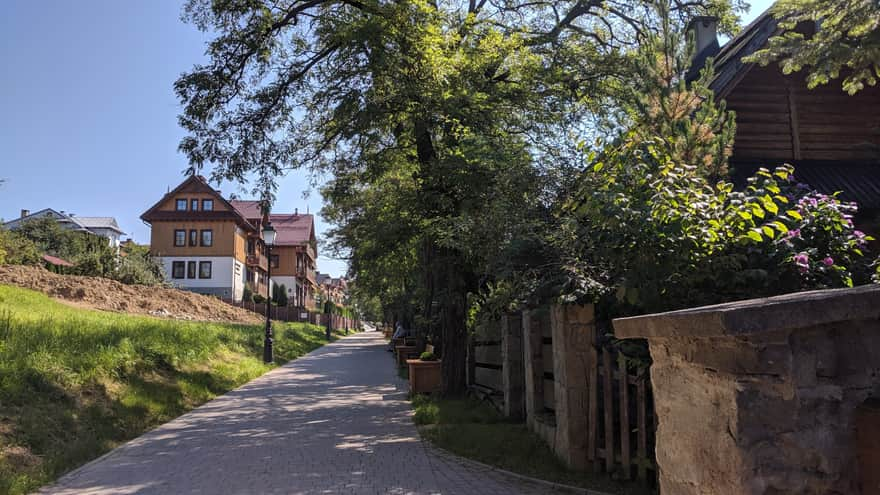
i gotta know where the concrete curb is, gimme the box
[423,439,618,495]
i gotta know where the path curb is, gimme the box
[422,437,618,495]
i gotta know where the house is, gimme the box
[140,175,318,308]
[688,12,880,233]
[317,273,348,306]
[3,208,126,248]
[228,201,318,309]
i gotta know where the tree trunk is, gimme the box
[414,118,470,396]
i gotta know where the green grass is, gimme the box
[411,395,651,495]
[0,285,348,495]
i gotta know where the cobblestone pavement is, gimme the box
[40,330,564,494]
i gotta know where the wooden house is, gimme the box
[690,12,880,232]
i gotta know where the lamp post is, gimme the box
[262,222,276,363]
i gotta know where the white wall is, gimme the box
[232,259,245,301]
[272,276,300,301]
[158,256,237,298]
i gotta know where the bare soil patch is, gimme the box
[0,265,260,324]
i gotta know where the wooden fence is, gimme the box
[469,319,504,404]
[469,306,656,488]
[220,299,360,330]
[593,341,656,484]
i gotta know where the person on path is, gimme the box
[388,321,408,351]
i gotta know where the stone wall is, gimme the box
[614,284,880,495]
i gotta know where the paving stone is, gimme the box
[40,331,561,494]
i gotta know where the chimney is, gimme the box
[688,16,719,58]
[20,209,29,218]
[294,208,298,216]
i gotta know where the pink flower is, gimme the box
[822,257,834,266]
[793,252,810,273]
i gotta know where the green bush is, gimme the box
[253,293,266,304]
[242,285,254,303]
[419,351,437,361]
[562,36,876,315]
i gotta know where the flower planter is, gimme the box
[407,359,442,394]
[395,345,419,367]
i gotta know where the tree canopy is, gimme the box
[177,0,745,393]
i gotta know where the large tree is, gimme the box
[176,0,743,393]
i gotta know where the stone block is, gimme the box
[613,284,880,494]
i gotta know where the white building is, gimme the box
[3,208,126,249]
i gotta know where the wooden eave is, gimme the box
[140,175,257,231]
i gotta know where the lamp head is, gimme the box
[262,222,276,247]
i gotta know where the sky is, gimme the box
[0,0,773,278]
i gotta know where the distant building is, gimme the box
[3,208,126,248]
[229,201,318,309]
[140,175,318,308]
[317,272,348,306]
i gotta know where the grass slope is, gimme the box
[412,395,651,495]
[0,285,346,494]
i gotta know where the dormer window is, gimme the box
[176,199,187,211]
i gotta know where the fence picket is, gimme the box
[602,348,614,473]
[637,376,648,482]
[618,354,631,479]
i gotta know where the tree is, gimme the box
[176,0,745,394]
[243,285,255,303]
[561,30,875,318]
[746,0,880,94]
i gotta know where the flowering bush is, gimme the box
[563,145,875,314]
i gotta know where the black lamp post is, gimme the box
[262,222,276,363]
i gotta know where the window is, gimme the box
[187,261,197,279]
[176,199,187,211]
[172,261,185,279]
[201,229,213,247]
[174,230,186,247]
[199,261,212,279]
[270,254,280,269]
[191,199,199,211]
[202,199,213,211]
[189,229,198,247]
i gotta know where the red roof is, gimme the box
[270,213,314,246]
[42,254,74,267]
[229,200,264,221]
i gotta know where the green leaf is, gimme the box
[786,210,803,221]
[761,225,775,239]
[771,221,789,234]
[746,230,764,242]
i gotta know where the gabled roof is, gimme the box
[270,213,315,246]
[3,208,82,230]
[140,175,256,230]
[75,216,125,234]
[707,11,779,98]
[229,200,264,221]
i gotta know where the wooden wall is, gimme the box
[150,220,243,259]
[727,65,880,163]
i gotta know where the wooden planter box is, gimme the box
[395,345,419,367]
[407,359,442,394]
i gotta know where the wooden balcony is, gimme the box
[246,254,268,271]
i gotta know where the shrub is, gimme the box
[419,351,437,361]
[242,285,254,303]
[253,294,267,304]
[276,284,289,307]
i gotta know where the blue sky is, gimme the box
[0,0,772,278]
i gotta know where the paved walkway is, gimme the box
[41,330,561,494]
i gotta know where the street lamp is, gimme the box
[262,222,276,363]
